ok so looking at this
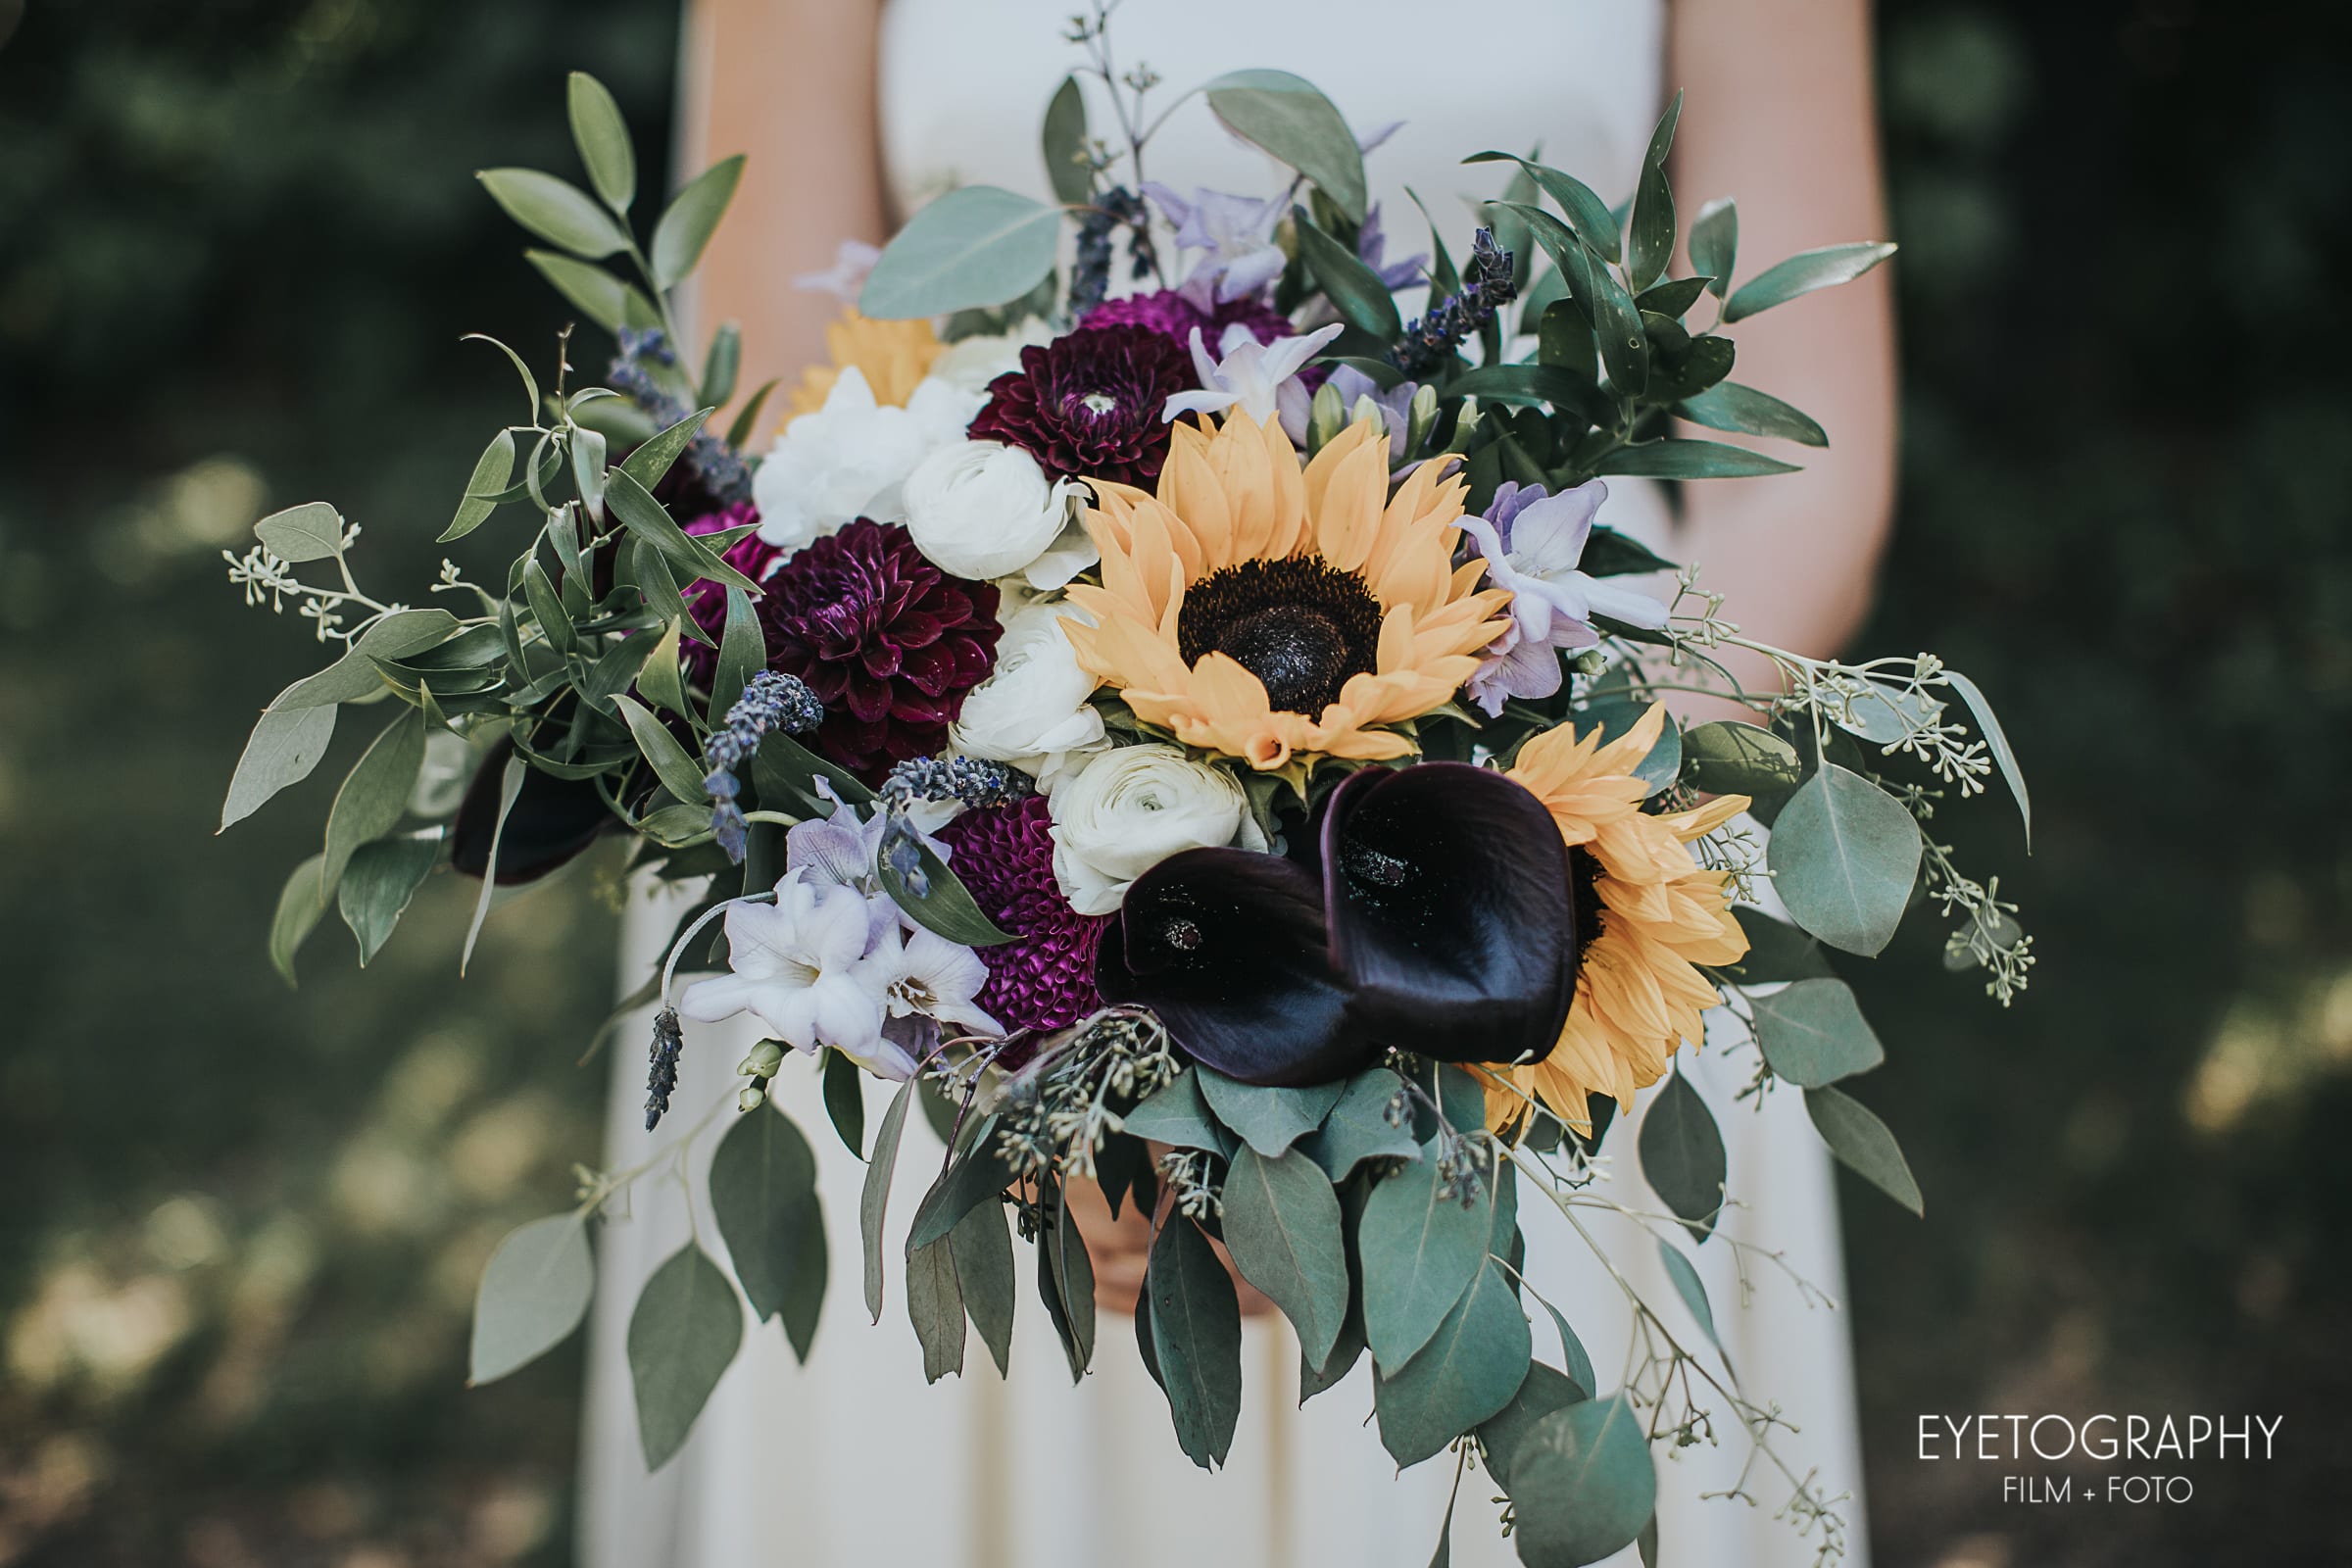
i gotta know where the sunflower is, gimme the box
[1059,413,1512,771]
[1485,704,1751,1133]
[786,308,943,420]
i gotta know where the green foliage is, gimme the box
[1636,1071,1725,1241]
[1508,1395,1657,1566]
[1220,1146,1349,1369]
[1203,69,1366,221]
[468,1212,595,1386]
[1768,763,1927,956]
[625,1243,744,1470]
[708,1101,825,1327]
[858,185,1061,318]
[1358,1142,1493,1367]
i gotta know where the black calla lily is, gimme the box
[1320,761,1577,1065]
[1095,847,1370,1087]
[1095,763,1580,1086]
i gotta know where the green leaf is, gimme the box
[1204,70,1366,221]
[1359,1141,1493,1368]
[1302,1068,1418,1181]
[625,1244,744,1470]
[950,1198,1015,1376]
[1373,1257,1532,1467]
[605,467,760,594]
[1689,198,1737,300]
[724,378,780,452]
[1294,210,1403,340]
[1122,1071,1235,1157]
[617,407,713,494]
[1628,156,1675,293]
[860,1077,916,1322]
[1221,1147,1349,1369]
[1768,763,1925,956]
[1655,1239,1723,1353]
[221,703,337,832]
[1723,241,1897,323]
[1677,382,1828,447]
[906,1117,1012,1250]
[611,694,709,807]
[651,155,746,289]
[479,167,631,258]
[906,1234,965,1383]
[703,587,763,725]
[1039,1184,1097,1380]
[1678,719,1802,796]
[1722,906,1831,984]
[1479,1361,1589,1494]
[254,501,345,563]
[1198,1069,1345,1157]
[565,73,634,213]
[636,621,690,719]
[460,755,525,974]
[525,250,648,334]
[780,1200,828,1363]
[859,185,1061,319]
[1636,1071,1725,1241]
[1751,977,1886,1087]
[521,559,571,656]
[821,1048,867,1157]
[1535,297,1597,383]
[1509,1395,1657,1567]
[320,708,426,900]
[1834,680,1942,746]
[752,730,876,814]
[708,1100,824,1322]
[1634,275,1711,318]
[269,853,329,987]
[440,429,518,542]
[1041,74,1092,206]
[336,832,439,965]
[468,1212,594,1385]
[1147,1215,1245,1468]
[1596,439,1800,479]
[1941,667,2031,848]
[1578,526,1678,579]
[1465,154,1620,265]
[1807,1085,1924,1214]
[699,322,741,408]
[1536,1297,1597,1395]
[1644,89,1683,170]
[877,839,1017,949]
[570,425,608,520]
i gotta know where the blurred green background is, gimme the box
[0,2,2344,1565]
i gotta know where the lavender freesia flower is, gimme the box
[1142,182,1287,310]
[1277,364,1421,466]
[1164,321,1345,425]
[1460,480,1671,715]
[1355,204,1428,292]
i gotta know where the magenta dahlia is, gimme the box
[966,323,1192,486]
[936,797,1107,1033]
[755,518,1002,781]
[678,504,782,685]
[1082,287,1297,353]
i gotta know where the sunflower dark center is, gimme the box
[1176,557,1383,715]
[1567,845,1603,947]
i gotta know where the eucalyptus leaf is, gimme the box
[1596,439,1800,479]
[1689,198,1737,300]
[651,155,746,289]
[1539,1298,1597,1396]
[859,186,1061,319]
[570,424,608,520]
[336,832,439,965]
[860,1077,916,1321]
[1655,1240,1724,1359]
[1374,1256,1532,1468]
[950,1198,1015,1376]
[1302,1067,1418,1181]
[478,168,631,258]
[1679,720,1802,796]
[221,704,337,832]
[269,854,329,987]
[1198,1069,1346,1157]
[1752,977,1886,1088]
[460,755,524,974]
[1041,74,1091,206]
[1806,1086,1924,1215]
[1636,1072,1725,1241]
[320,708,426,900]
[1360,1140,1492,1368]
[708,1100,823,1322]
[1834,680,1942,746]
[254,501,345,563]
[625,1244,744,1470]
[617,407,711,494]
[1148,1215,1245,1469]
[440,429,519,543]
[1509,1395,1657,1567]
[565,72,634,212]
[1205,70,1366,221]
[1122,1070,1234,1157]
[1768,763,1925,956]
[1941,667,2031,848]
[1722,906,1832,985]
[906,1235,965,1383]
[1221,1147,1349,1370]
[1676,382,1829,447]
[1477,1361,1589,1493]
[612,694,709,808]
[636,621,690,719]
[906,1117,1012,1250]
[1040,1186,1096,1380]
[1723,241,1897,322]
[525,250,640,333]
[604,468,760,593]
[468,1212,594,1385]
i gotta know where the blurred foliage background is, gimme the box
[0,2,2344,1565]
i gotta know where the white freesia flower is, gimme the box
[950,601,1107,791]
[678,867,892,1059]
[1050,744,1265,916]
[929,318,1055,392]
[752,368,981,555]
[903,439,1082,582]
[873,920,1003,1054]
[1163,321,1346,425]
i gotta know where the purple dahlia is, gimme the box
[678,504,782,685]
[756,518,1002,782]
[966,323,1192,486]
[936,797,1107,1033]
[1082,287,1296,353]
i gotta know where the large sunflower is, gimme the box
[786,308,943,420]
[1059,414,1512,771]
[1486,704,1751,1132]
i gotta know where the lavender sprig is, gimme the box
[645,1007,685,1131]
[703,670,825,862]
[876,756,1035,895]
[1069,186,1157,318]
[1391,227,1517,378]
[610,327,754,505]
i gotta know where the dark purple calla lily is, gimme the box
[1094,764,1580,1086]
[450,738,614,884]
[1095,848,1367,1087]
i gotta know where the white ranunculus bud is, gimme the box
[902,439,1078,582]
[753,369,980,556]
[1049,744,1263,916]
[949,602,1107,791]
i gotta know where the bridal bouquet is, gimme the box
[218,22,2028,1566]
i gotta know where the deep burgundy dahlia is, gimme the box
[755,518,1002,781]
[678,504,782,685]
[937,797,1108,1033]
[966,323,1192,486]
[1082,288,1298,352]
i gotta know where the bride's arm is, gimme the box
[1667,0,1897,664]
[677,0,887,396]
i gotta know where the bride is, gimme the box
[579,1,1895,1564]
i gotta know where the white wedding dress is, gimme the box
[579,4,1871,1565]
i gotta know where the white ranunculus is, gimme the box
[903,439,1080,581]
[1050,744,1264,916]
[950,601,1106,791]
[928,318,1054,392]
[752,368,980,555]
